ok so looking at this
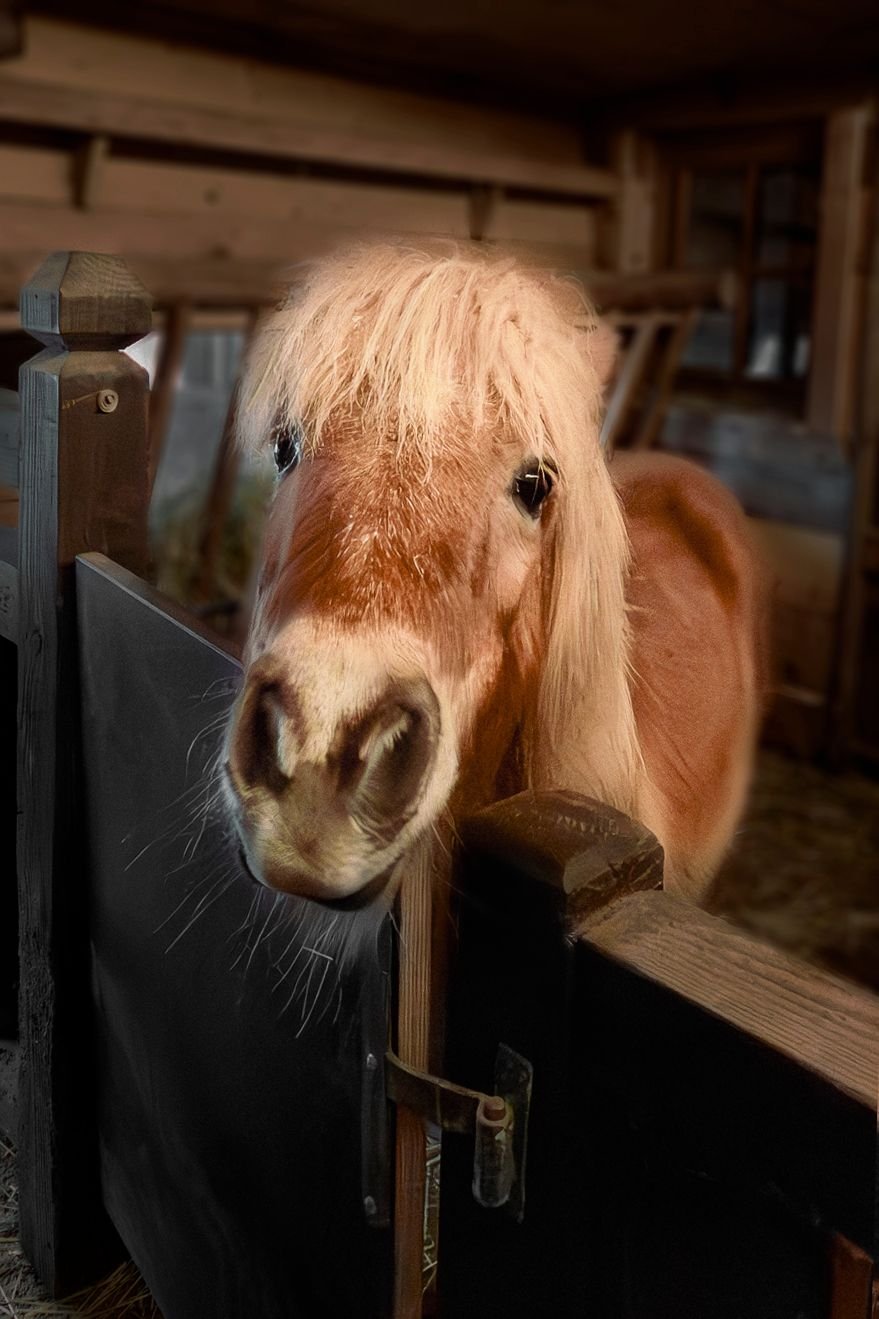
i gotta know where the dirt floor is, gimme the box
[709,749,879,990]
[1,748,877,1317]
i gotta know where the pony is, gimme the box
[224,241,764,909]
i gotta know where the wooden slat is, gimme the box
[0,385,18,487]
[587,267,736,312]
[807,106,873,446]
[0,251,281,309]
[829,1235,875,1319]
[16,252,151,1294]
[0,18,617,199]
[0,142,472,234]
[629,308,697,450]
[393,840,435,1319]
[580,890,879,1108]
[0,557,17,642]
[600,314,660,452]
[610,130,657,273]
[829,124,879,761]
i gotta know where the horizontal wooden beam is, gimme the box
[585,267,737,311]
[581,890,879,1109]
[0,18,617,198]
[0,75,617,196]
[0,252,284,308]
[0,250,734,315]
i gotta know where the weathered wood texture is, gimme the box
[0,556,17,643]
[0,1038,17,1142]
[0,386,18,487]
[440,790,878,1317]
[16,251,151,1294]
[581,891,879,1112]
[0,18,616,198]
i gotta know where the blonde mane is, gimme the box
[238,241,646,824]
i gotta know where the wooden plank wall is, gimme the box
[0,16,617,308]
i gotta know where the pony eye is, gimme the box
[512,461,555,518]
[271,421,302,476]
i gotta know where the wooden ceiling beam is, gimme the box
[0,17,617,198]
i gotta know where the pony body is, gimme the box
[225,242,763,905]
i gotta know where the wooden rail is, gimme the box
[439,792,878,1317]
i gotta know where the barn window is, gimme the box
[667,130,822,407]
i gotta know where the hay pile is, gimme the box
[0,1137,161,1318]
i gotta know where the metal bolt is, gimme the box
[482,1096,507,1123]
[363,1195,377,1218]
[365,1052,378,1072]
[97,389,118,413]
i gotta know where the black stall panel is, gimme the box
[76,553,392,1319]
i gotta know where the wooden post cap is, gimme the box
[20,251,152,350]
[460,790,664,924]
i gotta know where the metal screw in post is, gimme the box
[363,1195,377,1219]
[365,1052,378,1072]
[97,388,119,413]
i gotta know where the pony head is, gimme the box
[225,242,636,905]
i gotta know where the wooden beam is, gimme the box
[582,891,879,1108]
[584,267,737,312]
[0,251,281,309]
[17,251,151,1294]
[600,315,660,452]
[630,308,698,450]
[829,1235,875,1319]
[610,130,657,273]
[807,105,873,447]
[830,126,879,763]
[0,17,617,198]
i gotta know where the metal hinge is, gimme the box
[386,1044,533,1220]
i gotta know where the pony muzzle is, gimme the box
[225,670,442,900]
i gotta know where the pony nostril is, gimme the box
[347,679,439,840]
[230,680,292,795]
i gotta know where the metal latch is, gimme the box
[386,1044,532,1220]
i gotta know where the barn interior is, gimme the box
[0,1,878,1313]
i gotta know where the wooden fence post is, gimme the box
[17,251,152,1294]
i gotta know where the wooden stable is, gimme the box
[0,13,875,761]
[0,3,877,1315]
[0,251,876,1318]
